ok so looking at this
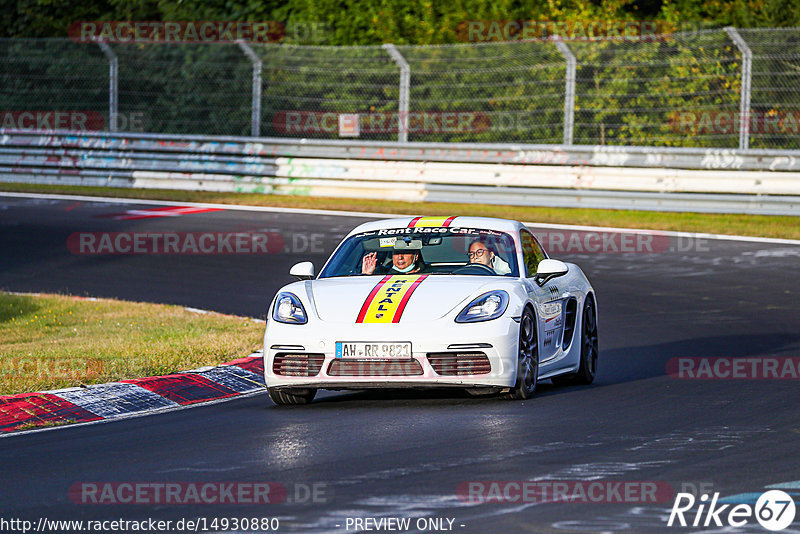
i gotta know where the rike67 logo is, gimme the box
[668,490,796,531]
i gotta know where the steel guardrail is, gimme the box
[1,130,799,215]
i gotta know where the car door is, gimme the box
[520,229,564,364]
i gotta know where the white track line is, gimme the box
[0,191,402,219]
[2,191,799,245]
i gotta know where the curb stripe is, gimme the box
[226,356,265,376]
[194,366,265,393]
[0,353,264,435]
[113,206,223,220]
[392,275,428,322]
[0,394,102,432]
[121,374,239,405]
[55,383,178,419]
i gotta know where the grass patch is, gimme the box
[14,419,76,431]
[2,182,799,240]
[0,292,264,395]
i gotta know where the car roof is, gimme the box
[346,216,525,237]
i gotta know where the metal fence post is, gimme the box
[383,44,410,143]
[237,41,262,137]
[554,39,576,146]
[725,27,752,150]
[96,40,118,132]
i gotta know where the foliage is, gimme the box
[2,1,799,148]
[5,0,799,41]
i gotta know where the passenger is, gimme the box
[467,239,512,275]
[467,240,495,268]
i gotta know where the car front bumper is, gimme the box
[263,317,520,390]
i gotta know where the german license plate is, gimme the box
[335,342,412,359]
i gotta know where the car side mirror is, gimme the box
[534,259,568,286]
[289,261,314,280]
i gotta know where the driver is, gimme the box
[362,239,426,275]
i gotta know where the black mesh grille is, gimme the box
[273,353,325,377]
[427,352,491,376]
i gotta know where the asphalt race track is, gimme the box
[2,193,800,533]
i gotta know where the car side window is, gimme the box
[520,230,547,277]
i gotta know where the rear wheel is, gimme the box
[506,308,538,400]
[267,387,316,406]
[552,297,598,386]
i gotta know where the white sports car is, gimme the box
[263,216,598,405]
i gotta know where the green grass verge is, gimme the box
[1,182,799,239]
[0,291,264,395]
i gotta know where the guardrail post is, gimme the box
[237,41,262,137]
[554,39,576,146]
[96,40,118,132]
[725,27,752,151]
[383,44,410,143]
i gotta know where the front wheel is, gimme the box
[552,298,598,386]
[506,308,539,400]
[267,387,316,406]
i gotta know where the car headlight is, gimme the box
[455,291,509,323]
[272,292,308,324]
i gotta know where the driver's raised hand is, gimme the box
[362,252,377,274]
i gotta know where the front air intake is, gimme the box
[427,352,491,376]
[328,359,424,376]
[272,353,325,377]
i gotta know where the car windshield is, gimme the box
[319,227,519,278]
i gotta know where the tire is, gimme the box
[552,297,598,386]
[506,307,539,400]
[267,387,317,406]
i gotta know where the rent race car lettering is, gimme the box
[356,275,428,323]
[375,227,500,236]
